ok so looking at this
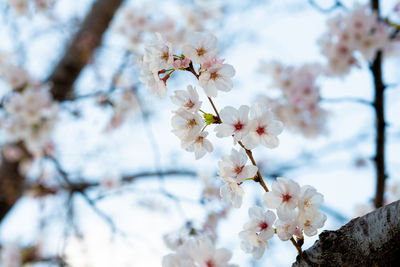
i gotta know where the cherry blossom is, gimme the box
[139,60,167,98]
[239,206,276,260]
[171,109,205,142]
[190,238,236,267]
[219,178,244,208]
[240,230,266,259]
[298,185,324,212]
[297,210,327,237]
[162,237,237,267]
[2,86,58,157]
[182,32,218,64]
[263,177,300,211]
[242,103,284,150]
[171,85,202,113]
[214,105,249,142]
[319,4,390,76]
[198,63,235,98]
[274,209,298,241]
[218,148,258,182]
[182,131,214,160]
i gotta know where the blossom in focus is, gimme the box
[171,85,202,113]
[263,177,300,211]
[214,105,249,142]
[199,63,235,98]
[182,131,213,160]
[218,148,258,182]
[171,109,205,142]
[242,103,284,150]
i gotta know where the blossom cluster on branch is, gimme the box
[139,31,326,264]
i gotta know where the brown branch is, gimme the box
[238,141,269,192]
[292,200,400,266]
[48,0,124,101]
[0,0,124,223]
[370,0,387,209]
[0,155,24,221]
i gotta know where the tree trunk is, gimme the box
[293,200,400,266]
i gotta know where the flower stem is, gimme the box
[238,141,269,192]
[290,237,303,256]
[207,97,221,123]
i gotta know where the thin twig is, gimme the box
[238,141,269,192]
[308,0,345,13]
[290,237,303,256]
[321,97,373,106]
[370,0,387,209]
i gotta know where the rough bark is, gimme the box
[0,0,123,223]
[293,200,400,267]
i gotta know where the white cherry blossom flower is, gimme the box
[171,85,202,112]
[274,209,298,241]
[242,103,284,149]
[171,109,205,142]
[263,177,300,211]
[239,207,275,258]
[143,33,174,72]
[182,131,213,160]
[190,237,236,267]
[182,32,218,64]
[297,210,327,237]
[220,178,244,208]
[243,206,276,243]
[199,63,235,98]
[298,185,324,212]
[239,230,266,260]
[214,105,249,142]
[139,60,167,98]
[162,245,195,267]
[218,148,258,182]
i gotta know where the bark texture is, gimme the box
[0,0,123,223]
[293,200,400,267]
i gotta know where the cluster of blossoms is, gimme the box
[113,2,221,55]
[258,62,327,138]
[240,178,326,259]
[319,4,390,76]
[1,86,58,157]
[139,32,326,263]
[139,32,237,159]
[163,236,237,267]
[7,0,56,16]
[0,53,30,91]
[162,175,234,267]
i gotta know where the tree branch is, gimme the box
[47,0,123,101]
[292,200,400,266]
[369,0,387,209]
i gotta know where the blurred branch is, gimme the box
[308,0,345,13]
[370,0,387,209]
[321,97,373,106]
[47,0,124,101]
